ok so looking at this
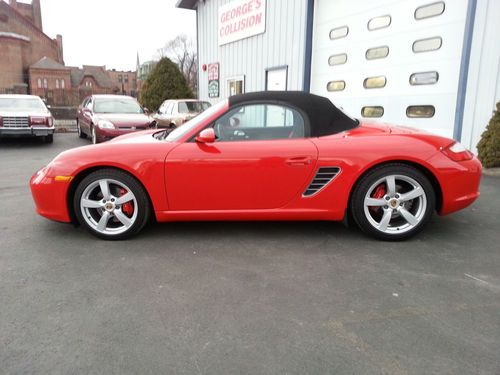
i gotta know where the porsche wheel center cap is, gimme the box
[389,199,399,208]
[104,202,115,212]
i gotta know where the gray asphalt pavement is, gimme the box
[1,134,499,375]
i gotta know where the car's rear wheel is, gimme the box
[350,164,435,241]
[73,169,151,240]
[77,120,86,138]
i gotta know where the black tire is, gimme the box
[73,169,151,240]
[77,120,87,138]
[350,163,435,241]
[43,134,53,144]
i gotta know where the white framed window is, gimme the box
[227,75,245,96]
[409,71,439,85]
[329,26,348,40]
[43,78,48,88]
[415,2,445,20]
[366,46,389,60]
[406,105,435,118]
[328,53,347,66]
[326,80,346,92]
[61,79,65,89]
[55,79,60,89]
[368,15,391,31]
[361,106,384,118]
[364,76,387,89]
[37,78,42,88]
[413,37,442,53]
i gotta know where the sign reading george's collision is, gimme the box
[218,0,266,46]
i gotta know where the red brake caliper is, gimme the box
[369,183,386,213]
[120,188,134,217]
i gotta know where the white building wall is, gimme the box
[196,0,308,103]
[461,0,500,152]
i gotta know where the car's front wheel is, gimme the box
[91,125,98,144]
[77,120,86,139]
[73,169,151,240]
[350,164,435,241]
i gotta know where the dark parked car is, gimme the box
[76,95,155,144]
[0,94,54,143]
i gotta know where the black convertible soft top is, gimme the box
[228,91,358,137]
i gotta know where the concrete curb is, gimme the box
[483,168,500,177]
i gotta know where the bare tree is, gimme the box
[159,35,198,95]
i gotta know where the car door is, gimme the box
[165,102,318,211]
[80,97,93,133]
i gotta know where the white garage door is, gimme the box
[310,0,468,137]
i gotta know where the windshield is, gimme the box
[166,100,226,142]
[0,97,46,112]
[94,98,144,114]
[178,101,211,114]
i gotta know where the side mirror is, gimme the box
[196,128,216,143]
[46,104,51,109]
[143,107,150,114]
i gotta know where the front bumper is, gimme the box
[433,155,482,215]
[96,127,148,142]
[30,167,72,223]
[0,126,55,137]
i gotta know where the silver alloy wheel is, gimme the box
[80,178,138,236]
[363,174,427,235]
[91,126,97,144]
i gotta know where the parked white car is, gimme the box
[0,94,55,143]
[153,99,211,128]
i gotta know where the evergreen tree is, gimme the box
[477,102,500,168]
[139,57,193,111]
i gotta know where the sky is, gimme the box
[36,0,196,71]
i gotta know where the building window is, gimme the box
[124,76,129,83]
[415,2,445,20]
[43,78,48,88]
[365,46,389,60]
[413,37,442,53]
[227,76,245,96]
[410,71,439,85]
[329,26,349,40]
[328,53,348,66]
[326,80,346,92]
[56,79,60,89]
[406,105,435,118]
[118,75,123,83]
[37,78,42,88]
[368,15,391,31]
[61,79,65,89]
[363,76,387,89]
[361,106,384,118]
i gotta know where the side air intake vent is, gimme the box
[303,167,341,197]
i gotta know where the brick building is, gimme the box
[107,69,137,97]
[0,0,63,94]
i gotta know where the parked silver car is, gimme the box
[153,99,210,128]
[0,95,55,143]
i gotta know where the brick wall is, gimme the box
[107,70,138,96]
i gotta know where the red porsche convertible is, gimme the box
[30,91,481,241]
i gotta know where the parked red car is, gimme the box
[76,95,155,144]
[31,91,481,241]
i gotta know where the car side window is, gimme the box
[86,99,93,110]
[213,104,305,142]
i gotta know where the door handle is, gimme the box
[285,156,313,166]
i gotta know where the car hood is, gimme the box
[0,109,50,117]
[94,113,152,125]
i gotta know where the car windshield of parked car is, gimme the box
[166,100,225,142]
[93,98,144,114]
[0,98,45,112]
[178,101,211,114]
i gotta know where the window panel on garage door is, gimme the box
[310,0,468,138]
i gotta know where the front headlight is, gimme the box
[97,120,115,129]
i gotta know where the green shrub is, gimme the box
[477,102,500,168]
[139,57,193,111]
